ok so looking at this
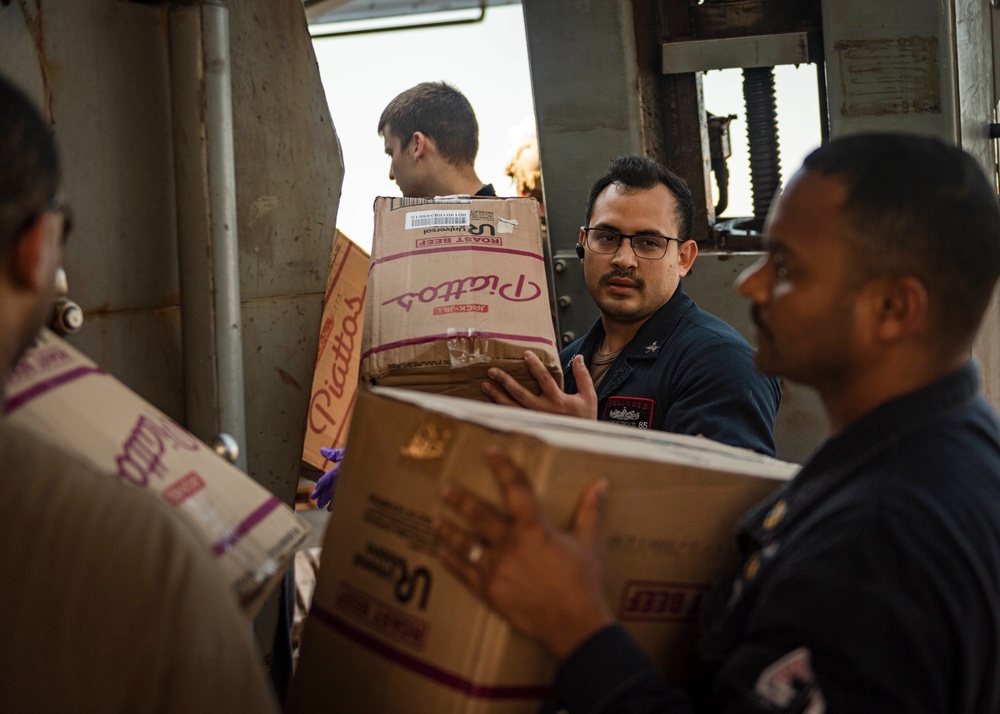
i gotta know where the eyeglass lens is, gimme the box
[586,228,669,260]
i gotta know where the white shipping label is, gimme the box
[405,210,471,230]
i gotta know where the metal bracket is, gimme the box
[308,0,486,39]
[663,31,821,74]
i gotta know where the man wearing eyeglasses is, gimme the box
[0,75,279,712]
[482,155,780,455]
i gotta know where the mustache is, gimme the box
[751,305,770,336]
[598,268,644,290]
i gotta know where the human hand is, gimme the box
[431,447,614,658]
[481,351,598,420]
[311,446,346,511]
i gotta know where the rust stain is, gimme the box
[81,302,181,317]
[835,36,940,117]
[276,367,302,391]
[16,0,55,126]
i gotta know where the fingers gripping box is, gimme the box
[288,388,797,713]
[361,196,562,400]
[4,330,310,616]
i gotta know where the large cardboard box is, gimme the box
[302,230,369,470]
[289,388,798,713]
[4,330,310,616]
[361,196,561,400]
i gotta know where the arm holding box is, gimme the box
[433,448,612,658]
[432,448,698,713]
[481,350,599,419]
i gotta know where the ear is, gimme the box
[11,213,55,292]
[577,228,587,261]
[677,239,698,277]
[871,276,929,343]
[411,131,432,160]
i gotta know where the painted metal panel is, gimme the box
[0,0,343,498]
[522,0,644,344]
[1,2,179,317]
[227,0,344,503]
[241,296,325,500]
[820,0,960,139]
[71,310,186,426]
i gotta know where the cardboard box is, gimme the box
[361,196,561,401]
[303,230,369,470]
[288,388,798,713]
[4,330,311,616]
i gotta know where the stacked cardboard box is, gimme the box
[361,196,561,401]
[302,230,369,471]
[289,388,797,713]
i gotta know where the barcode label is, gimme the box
[405,210,470,230]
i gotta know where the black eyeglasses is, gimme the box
[48,193,72,245]
[582,227,683,261]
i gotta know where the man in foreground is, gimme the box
[378,81,495,198]
[434,134,1000,711]
[0,75,278,712]
[483,155,780,455]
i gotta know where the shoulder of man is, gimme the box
[0,420,279,714]
[677,298,755,351]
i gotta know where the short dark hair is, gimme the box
[0,74,60,256]
[585,155,694,242]
[378,81,479,167]
[803,133,1000,347]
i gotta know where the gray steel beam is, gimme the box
[522,0,644,344]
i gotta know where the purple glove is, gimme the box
[311,446,346,510]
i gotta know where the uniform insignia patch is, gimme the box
[754,647,825,712]
[764,499,787,530]
[603,396,655,429]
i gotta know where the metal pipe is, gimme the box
[816,57,831,146]
[169,2,248,471]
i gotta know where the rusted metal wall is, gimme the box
[0,0,342,496]
[1,0,343,654]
